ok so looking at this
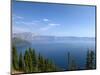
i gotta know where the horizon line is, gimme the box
[12,32,95,38]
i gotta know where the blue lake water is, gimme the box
[16,39,95,70]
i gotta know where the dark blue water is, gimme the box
[16,39,95,70]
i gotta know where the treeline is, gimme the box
[67,49,96,71]
[12,46,96,74]
[12,46,59,74]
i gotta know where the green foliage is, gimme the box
[37,54,58,72]
[12,46,19,70]
[12,46,96,74]
[12,46,58,74]
[30,48,37,70]
[45,59,57,71]
[18,51,24,71]
[37,53,44,71]
[85,49,95,69]
[24,49,30,72]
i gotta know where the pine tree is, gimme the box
[32,49,38,72]
[12,47,59,73]
[24,48,37,72]
[86,49,95,69]
[44,59,48,71]
[12,46,19,70]
[18,51,24,71]
[24,49,30,72]
[31,48,37,71]
[47,59,56,71]
[38,53,43,72]
[40,55,45,72]
[28,48,33,72]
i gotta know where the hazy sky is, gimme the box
[12,1,96,37]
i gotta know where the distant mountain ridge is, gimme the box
[12,32,95,44]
